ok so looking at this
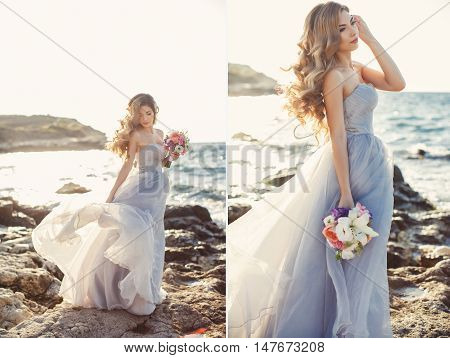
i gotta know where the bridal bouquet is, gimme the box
[162,130,190,168]
[322,202,379,260]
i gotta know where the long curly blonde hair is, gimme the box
[282,1,349,145]
[105,93,159,160]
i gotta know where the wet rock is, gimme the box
[0,199,14,219]
[228,203,251,224]
[389,260,450,338]
[388,208,449,268]
[15,205,50,226]
[165,230,200,247]
[164,206,224,244]
[0,199,36,228]
[393,164,405,184]
[262,168,297,187]
[0,197,51,227]
[393,165,435,212]
[406,148,427,160]
[165,205,212,222]
[387,242,414,268]
[419,245,450,268]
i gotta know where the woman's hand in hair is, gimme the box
[352,15,375,44]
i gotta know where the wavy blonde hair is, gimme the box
[105,93,159,160]
[282,1,349,145]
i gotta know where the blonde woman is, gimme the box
[32,93,171,315]
[227,2,405,338]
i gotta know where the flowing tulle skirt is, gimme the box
[227,134,394,337]
[32,166,170,315]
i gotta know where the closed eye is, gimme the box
[340,21,356,32]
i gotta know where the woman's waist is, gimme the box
[345,128,374,136]
[129,165,163,177]
[345,130,386,147]
[135,162,163,171]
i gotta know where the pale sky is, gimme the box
[228,0,450,92]
[0,0,226,143]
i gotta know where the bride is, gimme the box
[227,2,405,338]
[32,93,171,315]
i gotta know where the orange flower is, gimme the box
[322,226,344,250]
[322,226,337,241]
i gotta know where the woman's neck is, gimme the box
[141,126,154,134]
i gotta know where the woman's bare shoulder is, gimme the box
[129,129,143,145]
[323,69,345,97]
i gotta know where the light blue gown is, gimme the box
[32,143,170,315]
[227,83,394,338]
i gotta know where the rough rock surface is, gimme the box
[0,199,225,338]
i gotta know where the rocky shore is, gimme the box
[0,198,225,338]
[228,164,449,338]
[0,115,106,153]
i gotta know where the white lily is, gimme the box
[348,207,359,221]
[335,217,353,242]
[354,228,369,245]
[352,212,379,238]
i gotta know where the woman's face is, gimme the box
[138,105,155,128]
[338,11,359,51]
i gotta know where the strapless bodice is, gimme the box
[136,143,165,173]
[343,83,378,136]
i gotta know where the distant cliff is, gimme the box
[0,115,107,153]
[228,63,278,96]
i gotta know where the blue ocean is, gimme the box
[0,142,226,227]
[228,91,450,211]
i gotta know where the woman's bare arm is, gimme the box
[323,70,354,208]
[106,132,139,202]
[156,128,169,166]
[353,15,406,91]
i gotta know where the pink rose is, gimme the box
[356,201,370,216]
[170,132,181,142]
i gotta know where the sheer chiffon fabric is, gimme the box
[32,143,170,315]
[227,83,394,337]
